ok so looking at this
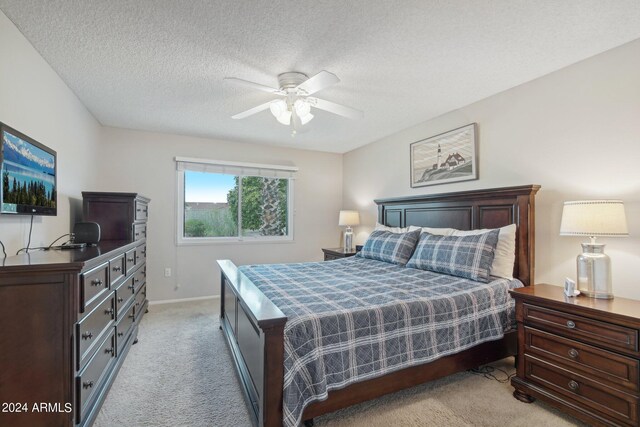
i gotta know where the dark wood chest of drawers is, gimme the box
[510,284,640,426]
[82,192,150,242]
[0,241,148,427]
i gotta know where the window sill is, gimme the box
[177,237,294,246]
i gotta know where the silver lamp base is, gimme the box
[343,226,354,252]
[577,243,613,299]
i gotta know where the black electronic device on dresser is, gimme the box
[0,192,150,427]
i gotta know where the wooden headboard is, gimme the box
[375,185,540,286]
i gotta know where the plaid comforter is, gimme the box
[239,257,522,427]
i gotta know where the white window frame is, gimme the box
[175,157,296,245]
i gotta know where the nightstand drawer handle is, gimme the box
[566,320,576,329]
[568,348,579,358]
[568,380,579,391]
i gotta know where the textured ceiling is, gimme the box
[1,1,640,153]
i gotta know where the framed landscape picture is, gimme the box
[410,123,478,188]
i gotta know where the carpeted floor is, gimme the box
[95,300,585,427]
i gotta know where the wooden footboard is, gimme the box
[218,260,287,427]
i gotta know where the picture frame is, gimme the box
[410,123,478,188]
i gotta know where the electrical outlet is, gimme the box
[164,267,171,277]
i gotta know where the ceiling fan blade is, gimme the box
[310,97,364,120]
[224,77,283,94]
[231,101,273,119]
[295,70,340,95]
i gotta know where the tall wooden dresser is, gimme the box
[0,193,149,427]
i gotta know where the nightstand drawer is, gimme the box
[324,254,339,261]
[525,327,639,393]
[523,303,638,354]
[525,354,639,426]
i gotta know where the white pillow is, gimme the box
[408,225,456,236]
[451,224,516,280]
[374,222,408,233]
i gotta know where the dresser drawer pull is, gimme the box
[566,320,576,329]
[568,348,579,358]
[82,381,94,389]
[136,302,140,307]
[112,266,122,272]
[105,347,114,355]
[117,331,124,337]
[134,278,140,283]
[127,257,135,262]
[117,297,124,303]
[81,332,93,340]
[129,314,135,319]
[105,308,115,316]
[128,284,135,290]
[568,380,579,391]
[91,279,103,287]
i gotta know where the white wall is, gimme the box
[343,39,640,300]
[97,127,343,301]
[0,10,101,253]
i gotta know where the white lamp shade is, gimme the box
[276,110,291,125]
[338,210,360,226]
[269,99,287,118]
[560,200,628,237]
[294,99,311,117]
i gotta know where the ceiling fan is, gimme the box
[225,71,363,134]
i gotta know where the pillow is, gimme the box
[374,222,408,233]
[407,225,456,236]
[451,224,516,279]
[358,229,421,266]
[406,230,500,283]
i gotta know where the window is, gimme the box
[176,158,296,243]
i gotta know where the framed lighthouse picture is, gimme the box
[410,123,478,188]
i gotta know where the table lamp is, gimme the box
[560,200,628,299]
[339,210,360,252]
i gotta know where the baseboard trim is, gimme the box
[149,295,220,306]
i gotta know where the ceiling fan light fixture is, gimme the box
[276,110,292,125]
[294,99,311,117]
[269,99,287,119]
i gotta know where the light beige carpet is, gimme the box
[95,300,585,427]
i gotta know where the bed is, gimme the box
[218,184,540,427]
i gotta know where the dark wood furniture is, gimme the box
[510,284,640,426]
[219,184,539,427]
[322,247,357,260]
[0,241,148,427]
[82,192,150,242]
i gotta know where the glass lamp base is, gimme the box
[343,227,354,252]
[577,243,613,299]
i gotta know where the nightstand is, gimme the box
[322,247,357,261]
[510,284,640,426]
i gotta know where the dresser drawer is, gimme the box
[125,248,136,275]
[77,293,115,370]
[133,223,146,241]
[525,327,639,393]
[80,262,109,313]
[115,302,136,356]
[525,354,639,426]
[132,267,146,294]
[324,254,338,261]
[115,281,135,319]
[523,303,638,354]
[134,284,147,321]
[76,329,116,423]
[135,200,148,221]
[136,244,146,264]
[109,254,125,286]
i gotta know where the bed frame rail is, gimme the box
[218,260,287,427]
